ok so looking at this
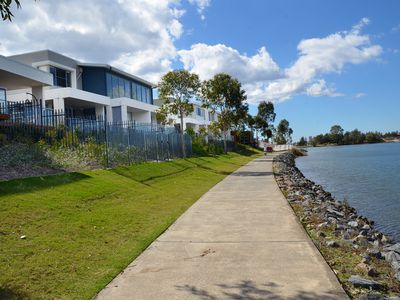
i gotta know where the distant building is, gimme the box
[1,50,158,123]
[154,99,218,133]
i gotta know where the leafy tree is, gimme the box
[157,70,201,157]
[254,101,276,142]
[365,132,384,144]
[275,119,293,145]
[330,124,344,144]
[201,73,248,153]
[297,136,307,146]
[1,0,19,21]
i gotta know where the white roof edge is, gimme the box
[0,55,53,86]
[78,63,157,88]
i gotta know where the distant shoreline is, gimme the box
[306,139,400,148]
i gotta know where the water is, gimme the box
[296,143,400,241]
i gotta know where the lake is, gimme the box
[296,143,400,241]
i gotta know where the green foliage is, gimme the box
[275,119,293,144]
[157,70,201,157]
[0,0,20,21]
[309,126,386,146]
[254,101,275,141]
[201,73,248,152]
[0,142,52,168]
[297,136,307,146]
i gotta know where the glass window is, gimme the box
[143,87,148,103]
[124,79,131,98]
[106,73,112,97]
[111,74,119,98]
[0,88,6,107]
[146,88,151,104]
[50,66,71,87]
[104,72,153,104]
[131,82,137,100]
[142,86,146,102]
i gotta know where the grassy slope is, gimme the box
[0,152,258,299]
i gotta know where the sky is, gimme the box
[0,0,399,140]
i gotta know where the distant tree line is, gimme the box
[297,125,399,147]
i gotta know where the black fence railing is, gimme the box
[0,101,192,167]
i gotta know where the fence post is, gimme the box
[155,132,159,162]
[104,113,110,168]
[127,126,131,165]
[143,130,147,161]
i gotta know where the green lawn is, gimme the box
[0,152,259,299]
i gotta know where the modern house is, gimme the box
[0,54,53,109]
[154,99,218,133]
[1,50,158,123]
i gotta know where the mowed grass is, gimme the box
[0,152,259,299]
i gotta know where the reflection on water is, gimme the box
[296,143,400,241]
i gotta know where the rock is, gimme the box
[328,217,338,224]
[354,235,370,247]
[362,224,371,230]
[317,222,328,229]
[361,255,371,264]
[348,221,359,228]
[367,267,379,277]
[326,240,339,248]
[367,249,383,259]
[356,294,384,300]
[348,275,383,290]
[381,235,391,244]
[384,243,400,254]
[382,251,400,270]
[327,208,344,218]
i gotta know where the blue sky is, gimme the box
[176,0,400,140]
[1,0,399,140]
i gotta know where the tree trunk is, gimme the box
[180,113,186,158]
[223,131,228,154]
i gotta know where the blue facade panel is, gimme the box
[81,66,154,105]
[81,67,107,96]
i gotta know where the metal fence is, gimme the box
[0,100,192,167]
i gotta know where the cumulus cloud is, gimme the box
[179,44,281,84]
[188,0,211,20]
[0,0,186,82]
[178,18,382,104]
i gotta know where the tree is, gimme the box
[275,119,293,145]
[201,73,248,153]
[255,101,275,142]
[297,137,307,146]
[157,70,201,158]
[330,124,344,144]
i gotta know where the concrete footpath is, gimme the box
[95,156,348,300]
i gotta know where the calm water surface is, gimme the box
[296,143,400,241]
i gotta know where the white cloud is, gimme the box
[179,44,281,84]
[306,80,343,97]
[188,0,211,20]
[178,18,382,104]
[355,92,367,98]
[0,0,186,82]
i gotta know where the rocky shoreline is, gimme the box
[273,152,400,299]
